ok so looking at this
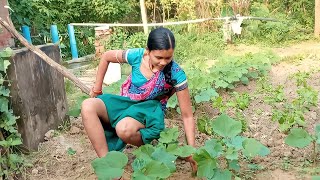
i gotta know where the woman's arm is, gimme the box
[93,50,127,94]
[176,87,195,147]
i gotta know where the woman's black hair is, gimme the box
[147,27,175,51]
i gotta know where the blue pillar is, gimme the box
[22,25,32,44]
[50,25,59,44]
[67,24,78,59]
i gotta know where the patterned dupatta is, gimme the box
[120,62,175,110]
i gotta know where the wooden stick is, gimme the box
[0,17,90,95]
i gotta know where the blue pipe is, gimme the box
[50,25,59,44]
[22,25,32,44]
[67,24,78,59]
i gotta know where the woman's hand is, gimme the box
[90,87,102,98]
[185,155,197,175]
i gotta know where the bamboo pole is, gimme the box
[0,17,90,95]
[140,0,148,34]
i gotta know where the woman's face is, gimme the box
[147,48,174,71]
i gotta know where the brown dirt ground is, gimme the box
[26,40,320,180]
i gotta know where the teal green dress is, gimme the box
[97,48,188,151]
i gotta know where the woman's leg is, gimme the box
[115,117,145,146]
[81,98,110,157]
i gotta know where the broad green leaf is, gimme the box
[7,138,22,146]
[203,139,223,158]
[91,151,128,180]
[158,127,179,144]
[285,128,313,148]
[243,138,270,158]
[225,147,238,160]
[167,144,196,157]
[151,147,177,172]
[132,158,148,172]
[132,170,156,180]
[143,160,171,178]
[193,149,217,179]
[224,136,245,151]
[212,114,242,138]
[133,144,155,159]
[240,76,249,85]
[194,89,219,103]
[212,169,232,180]
[214,79,229,89]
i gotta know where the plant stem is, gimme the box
[313,141,317,167]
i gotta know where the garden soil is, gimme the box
[26,41,320,180]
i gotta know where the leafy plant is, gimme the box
[194,114,270,179]
[91,151,128,180]
[270,72,318,132]
[285,125,320,164]
[0,48,27,178]
[91,127,195,179]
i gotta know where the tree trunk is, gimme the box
[315,0,320,37]
[140,0,149,35]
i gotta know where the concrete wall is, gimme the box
[0,0,14,49]
[7,45,68,150]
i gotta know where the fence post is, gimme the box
[67,24,78,59]
[21,25,32,44]
[50,25,59,44]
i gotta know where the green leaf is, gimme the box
[240,76,249,85]
[158,127,179,144]
[91,151,128,180]
[132,158,148,172]
[224,136,245,150]
[167,144,196,157]
[194,89,219,103]
[243,138,270,158]
[132,170,156,180]
[67,147,76,155]
[193,149,217,179]
[228,160,240,171]
[225,147,238,160]
[202,139,223,158]
[133,144,155,159]
[212,114,242,138]
[0,47,13,58]
[143,160,171,178]
[285,128,313,148]
[0,86,10,97]
[151,147,177,173]
[213,169,232,180]
[0,96,9,112]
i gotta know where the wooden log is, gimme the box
[0,17,90,94]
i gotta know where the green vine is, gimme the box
[0,48,26,178]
